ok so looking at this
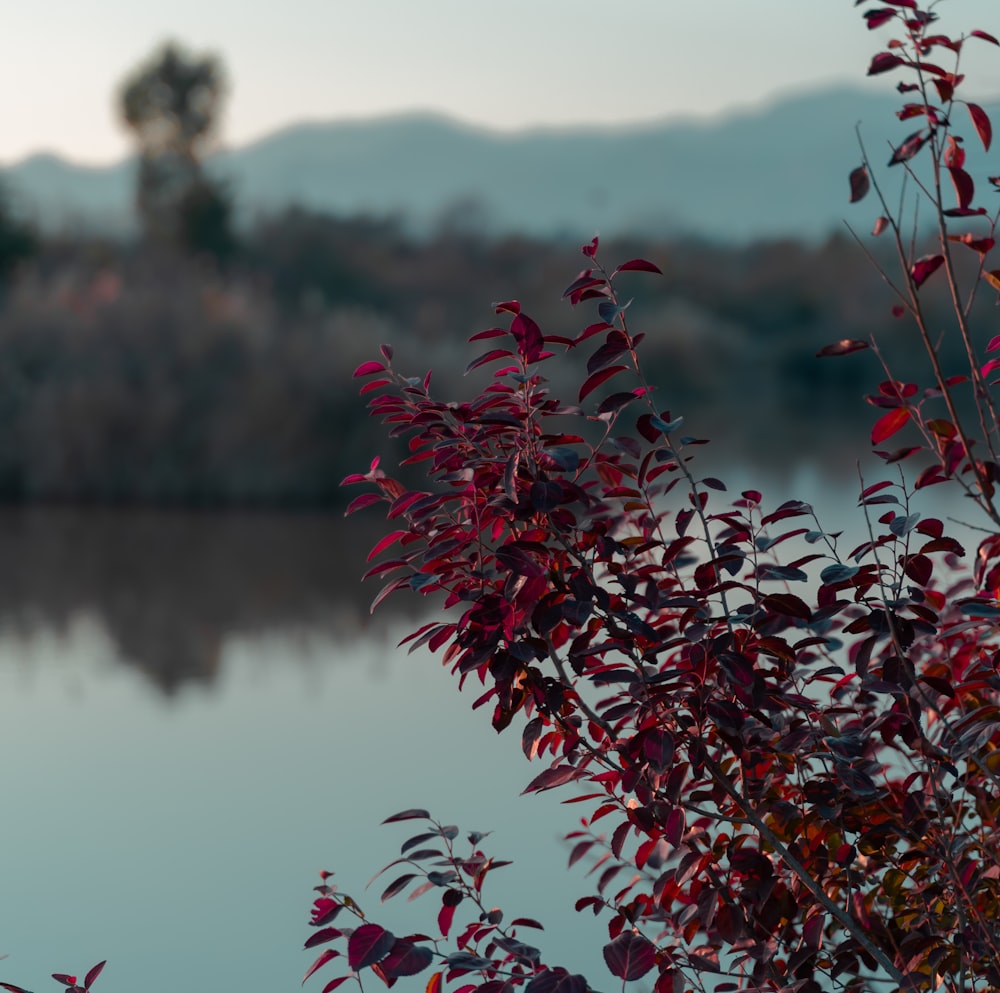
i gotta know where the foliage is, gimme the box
[0,220,930,507]
[118,40,234,259]
[300,5,1000,993]
[176,176,238,265]
[0,183,37,291]
[1,960,105,993]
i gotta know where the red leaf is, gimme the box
[0,985,33,993]
[865,9,897,29]
[967,102,993,151]
[354,360,387,378]
[573,322,614,345]
[642,728,675,772]
[910,254,944,288]
[303,949,340,985]
[438,900,457,938]
[614,258,663,274]
[971,29,1000,46]
[370,576,410,613]
[466,349,515,374]
[346,492,384,516]
[868,52,905,75]
[83,963,106,992]
[305,927,344,950]
[949,233,995,255]
[944,135,965,168]
[897,102,930,121]
[320,979,352,993]
[762,593,813,621]
[861,479,893,498]
[848,165,870,203]
[383,809,431,824]
[348,924,397,970]
[311,897,342,927]
[511,313,544,361]
[603,932,656,981]
[381,873,417,902]
[872,407,911,444]
[52,978,77,988]
[468,327,508,342]
[905,554,933,586]
[921,34,962,55]
[877,445,920,463]
[579,365,628,402]
[816,339,869,358]
[522,765,584,793]
[665,807,685,847]
[715,903,743,943]
[380,941,435,978]
[562,273,606,302]
[587,334,630,374]
[367,530,408,562]
[889,130,929,165]
[426,972,444,993]
[873,216,890,236]
[524,970,587,993]
[948,167,975,209]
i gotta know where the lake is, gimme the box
[0,467,979,993]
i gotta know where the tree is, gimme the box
[118,41,234,260]
[302,5,1000,993]
[0,182,37,296]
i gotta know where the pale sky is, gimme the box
[4,0,1000,165]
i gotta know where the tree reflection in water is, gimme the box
[0,508,429,694]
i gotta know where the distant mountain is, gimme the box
[3,87,996,243]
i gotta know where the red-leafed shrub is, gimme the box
[299,6,1000,993]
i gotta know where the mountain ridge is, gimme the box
[3,86,996,243]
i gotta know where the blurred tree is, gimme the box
[0,182,37,298]
[119,41,236,262]
[178,177,238,265]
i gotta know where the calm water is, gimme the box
[0,471,978,993]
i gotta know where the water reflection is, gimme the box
[0,507,427,693]
[0,603,607,993]
[0,468,975,696]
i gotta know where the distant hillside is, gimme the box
[3,87,996,243]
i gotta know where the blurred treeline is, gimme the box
[0,196,986,507]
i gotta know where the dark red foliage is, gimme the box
[967,101,993,151]
[849,164,871,202]
[299,6,1000,986]
[311,87,1000,981]
[602,932,656,981]
[910,253,945,287]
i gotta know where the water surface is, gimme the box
[0,473,977,992]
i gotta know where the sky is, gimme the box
[3,0,1000,165]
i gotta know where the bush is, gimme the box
[302,6,1000,993]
